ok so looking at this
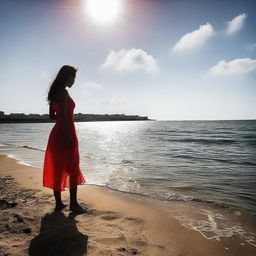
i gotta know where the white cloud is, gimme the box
[246,43,256,50]
[226,13,247,35]
[100,48,159,74]
[172,23,215,52]
[208,58,256,76]
[98,96,131,106]
[83,81,103,88]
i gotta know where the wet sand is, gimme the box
[0,154,255,256]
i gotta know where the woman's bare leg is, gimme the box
[70,186,78,205]
[54,190,67,211]
[69,186,88,213]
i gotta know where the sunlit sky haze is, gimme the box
[0,0,256,120]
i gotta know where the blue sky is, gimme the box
[0,0,256,120]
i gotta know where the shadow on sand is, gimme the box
[29,211,88,256]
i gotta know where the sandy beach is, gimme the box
[0,154,256,256]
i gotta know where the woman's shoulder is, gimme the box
[54,89,69,103]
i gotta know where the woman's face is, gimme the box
[66,75,75,88]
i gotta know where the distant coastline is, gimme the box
[0,111,154,123]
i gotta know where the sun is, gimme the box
[85,0,122,24]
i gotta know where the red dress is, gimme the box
[43,96,86,192]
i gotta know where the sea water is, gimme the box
[0,120,256,213]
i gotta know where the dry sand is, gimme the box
[0,154,255,256]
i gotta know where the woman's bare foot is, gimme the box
[69,203,89,213]
[54,202,67,211]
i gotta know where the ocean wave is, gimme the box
[169,155,256,166]
[160,137,237,145]
[106,176,256,245]
[0,142,45,152]
[246,140,256,146]
[243,134,256,139]
[175,209,256,247]
[105,178,234,210]
[147,190,233,210]
[21,145,45,152]
[121,159,135,164]
[6,154,37,168]
[16,161,34,167]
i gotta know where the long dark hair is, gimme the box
[47,65,78,104]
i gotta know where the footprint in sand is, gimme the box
[101,214,122,220]
[131,240,148,247]
[125,216,144,224]
[95,234,126,245]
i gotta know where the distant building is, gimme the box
[9,113,26,119]
[28,114,42,119]
[0,111,150,123]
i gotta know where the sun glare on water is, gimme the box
[85,0,122,24]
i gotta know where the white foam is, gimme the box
[175,209,256,247]
[7,154,20,160]
[6,154,36,168]
[106,176,141,194]
[17,161,34,167]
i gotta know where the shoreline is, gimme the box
[3,146,256,215]
[0,154,256,255]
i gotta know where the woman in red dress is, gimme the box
[43,65,87,213]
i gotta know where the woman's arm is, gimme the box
[58,89,74,147]
[49,103,56,120]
